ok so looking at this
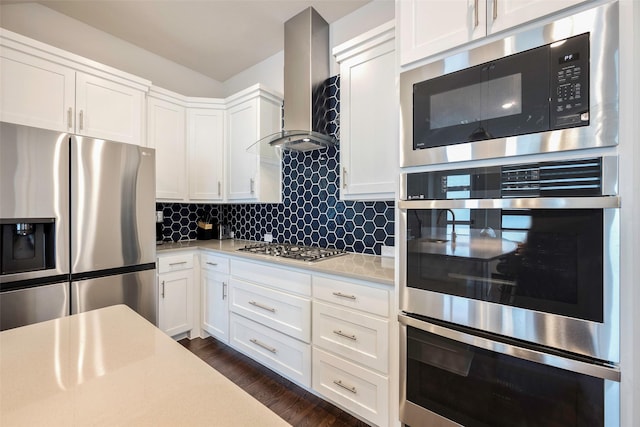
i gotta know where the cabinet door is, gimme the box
[158,269,193,337]
[147,97,187,201]
[202,270,229,343]
[488,0,591,34]
[0,48,75,132]
[188,108,225,201]
[339,30,397,200]
[75,72,144,145]
[398,0,486,66]
[226,100,258,201]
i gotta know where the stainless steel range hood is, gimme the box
[257,7,337,152]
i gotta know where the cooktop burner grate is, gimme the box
[237,243,346,262]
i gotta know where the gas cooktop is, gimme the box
[237,242,346,262]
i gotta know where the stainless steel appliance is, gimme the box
[238,242,346,262]
[0,122,156,330]
[398,156,621,426]
[399,315,620,427]
[400,1,619,167]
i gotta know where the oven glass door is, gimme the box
[406,207,603,322]
[402,319,616,427]
[412,44,550,150]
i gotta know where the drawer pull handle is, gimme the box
[249,300,276,313]
[333,380,357,394]
[222,282,227,300]
[161,280,165,298]
[332,292,356,300]
[169,261,187,266]
[67,107,73,129]
[206,262,218,266]
[250,338,277,354]
[333,330,357,341]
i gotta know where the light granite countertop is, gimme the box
[0,305,290,427]
[156,239,395,286]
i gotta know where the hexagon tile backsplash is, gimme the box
[157,76,395,256]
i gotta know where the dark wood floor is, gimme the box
[179,336,370,427]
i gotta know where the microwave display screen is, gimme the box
[430,74,522,129]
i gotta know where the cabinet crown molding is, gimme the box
[225,83,283,108]
[1,27,151,92]
[333,20,395,63]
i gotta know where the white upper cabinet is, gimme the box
[487,0,592,34]
[147,88,187,201]
[75,73,144,144]
[0,47,75,132]
[188,105,225,202]
[399,0,592,66]
[398,0,486,66]
[334,21,398,201]
[225,85,282,203]
[0,29,149,145]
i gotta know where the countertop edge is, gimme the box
[156,240,395,287]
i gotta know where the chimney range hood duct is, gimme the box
[256,7,337,153]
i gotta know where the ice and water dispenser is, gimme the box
[1,219,56,275]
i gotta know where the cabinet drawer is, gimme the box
[201,252,229,273]
[157,253,194,273]
[230,313,311,388]
[313,301,388,374]
[231,259,311,296]
[313,276,389,317]
[229,278,311,342]
[312,347,388,427]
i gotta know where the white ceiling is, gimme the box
[0,0,370,82]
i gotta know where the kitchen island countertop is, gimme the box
[156,239,395,286]
[0,305,290,427]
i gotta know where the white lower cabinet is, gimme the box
[228,258,312,387]
[313,347,389,427]
[230,312,311,387]
[312,275,391,426]
[201,252,230,343]
[157,252,195,337]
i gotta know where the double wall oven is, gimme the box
[398,2,620,426]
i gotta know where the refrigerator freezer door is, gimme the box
[71,268,157,325]
[71,137,155,273]
[0,123,70,283]
[0,282,69,331]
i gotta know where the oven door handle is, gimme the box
[398,196,620,210]
[398,314,620,382]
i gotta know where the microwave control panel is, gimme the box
[549,33,590,128]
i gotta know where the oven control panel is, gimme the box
[404,157,610,200]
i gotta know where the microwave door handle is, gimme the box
[398,196,620,210]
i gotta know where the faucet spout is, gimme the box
[437,209,457,243]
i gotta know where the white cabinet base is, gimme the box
[230,313,311,388]
[313,347,388,427]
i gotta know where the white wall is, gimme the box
[223,50,284,96]
[0,2,224,97]
[221,0,395,95]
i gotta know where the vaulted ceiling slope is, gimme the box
[0,0,370,82]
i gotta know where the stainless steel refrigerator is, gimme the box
[0,122,156,331]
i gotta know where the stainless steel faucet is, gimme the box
[437,209,457,243]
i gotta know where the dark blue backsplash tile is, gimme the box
[157,75,394,256]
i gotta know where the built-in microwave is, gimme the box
[400,1,619,167]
